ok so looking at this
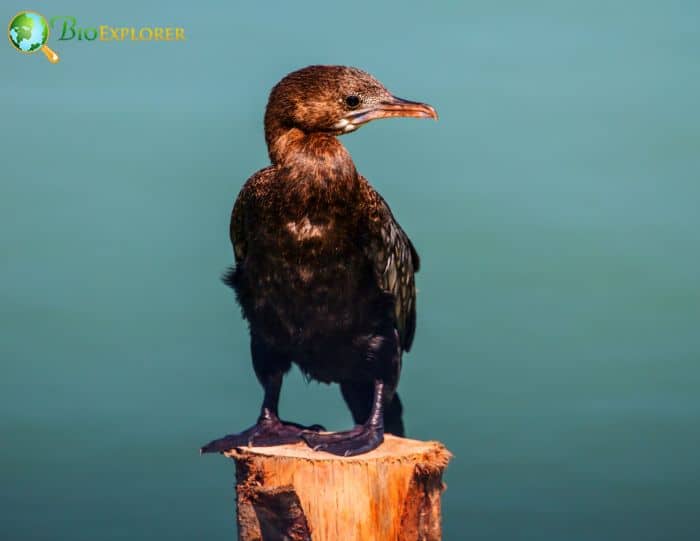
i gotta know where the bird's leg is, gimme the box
[302,328,401,456]
[342,380,405,437]
[302,379,386,456]
[200,372,323,455]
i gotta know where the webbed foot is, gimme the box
[301,424,384,457]
[201,419,324,454]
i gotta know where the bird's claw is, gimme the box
[301,424,384,456]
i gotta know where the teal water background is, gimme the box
[2,1,699,539]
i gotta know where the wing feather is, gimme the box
[362,178,420,352]
[229,167,275,263]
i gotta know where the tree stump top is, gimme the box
[224,434,451,467]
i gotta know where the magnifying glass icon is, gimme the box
[8,11,60,64]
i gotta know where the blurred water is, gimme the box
[2,1,699,539]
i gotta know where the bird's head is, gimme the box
[264,65,437,146]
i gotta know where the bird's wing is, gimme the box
[229,167,274,263]
[230,191,247,263]
[361,177,420,352]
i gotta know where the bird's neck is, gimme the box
[266,126,358,186]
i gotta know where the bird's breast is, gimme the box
[285,216,332,243]
[236,200,382,355]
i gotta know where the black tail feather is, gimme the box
[222,266,237,289]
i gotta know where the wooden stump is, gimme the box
[224,435,452,541]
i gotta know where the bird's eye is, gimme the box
[345,95,361,109]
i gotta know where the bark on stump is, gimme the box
[224,435,452,541]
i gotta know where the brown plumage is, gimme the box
[202,65,436,457]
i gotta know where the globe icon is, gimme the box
[8,11,59,63]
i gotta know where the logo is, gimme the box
[8,11,186,64]
[8,11,59,63]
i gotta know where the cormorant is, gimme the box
[201,65,436,457]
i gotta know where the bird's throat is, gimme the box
[267,127,358,186]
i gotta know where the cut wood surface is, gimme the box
[225,435,452,541]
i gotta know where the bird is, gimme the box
[201,65,436,457]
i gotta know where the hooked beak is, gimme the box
[335,96,438,132]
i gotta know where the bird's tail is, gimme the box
[221,266,237,290]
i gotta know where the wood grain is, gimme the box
[224,435,451,541]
